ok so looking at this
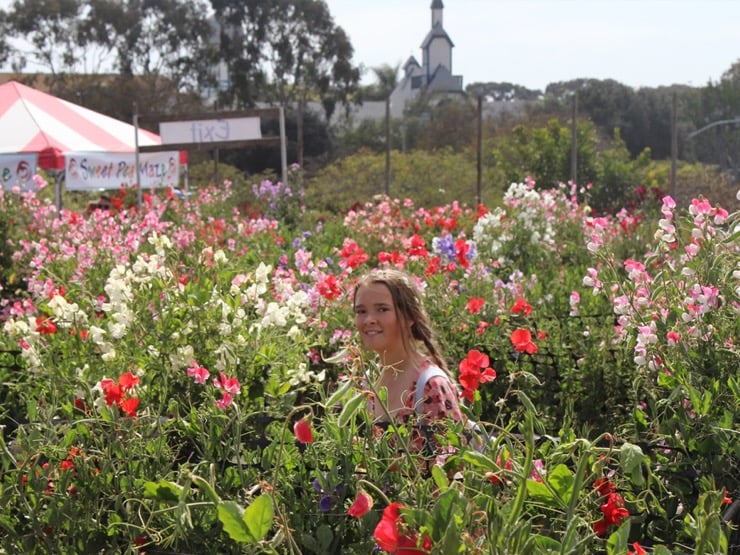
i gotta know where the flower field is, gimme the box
[0,176,738,554]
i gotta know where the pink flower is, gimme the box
[216,392,234,409]
[213,372,241,395]
[187,362,210,384]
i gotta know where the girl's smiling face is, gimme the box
[354,282,408,361]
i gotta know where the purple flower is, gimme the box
[319,495,336,512]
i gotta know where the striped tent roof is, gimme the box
[0,80,161,170]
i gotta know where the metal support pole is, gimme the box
[133,102,142,208]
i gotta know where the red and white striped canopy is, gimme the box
[0,80,162,170]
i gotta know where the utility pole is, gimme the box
[570,92,577,185]
[476,95,483,206]
[671,92,677,198]
[385,96,391,196]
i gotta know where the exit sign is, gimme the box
[159,117,262,145]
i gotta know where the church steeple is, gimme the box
[431,0,443,28]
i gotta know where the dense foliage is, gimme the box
[0,173,737,554]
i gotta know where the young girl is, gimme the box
[353,268,464,427]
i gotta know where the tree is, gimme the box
[211,0,360,117]
[1,0,216,118]
[359,63,400,101]
[682,59,740,174]
[466,81,542,102]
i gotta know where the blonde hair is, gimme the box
[353,268,448,372]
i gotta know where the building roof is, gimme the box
[403,56,421,70]
[427,64,464,93]
[420,25,454,49]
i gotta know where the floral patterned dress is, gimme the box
[370,359,464,472]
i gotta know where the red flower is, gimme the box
[293,417,314,444]
[510,297,532,316]
[407,234,428,258]
[454,239,471,268]
[722,489,733,505]
[348,491,373,518]
[593,477,616,497]
[374,502,403,551]
[102,382,124,407]
[466,297,485,315]
[100,374,141,416]
[628,542,647,555]
[485,453,512,485]
[601,492,629,526]
[510,328,538,354]
[317,274,343,301]
[593,518,609,537]
[120,397,140,417]
[458,349,496,403]
[424,256,440,277]
[594,491,630,535]
[118,372,140,391]
[374,502,429,553]
[339,239,369,269]
[35,316,57,334]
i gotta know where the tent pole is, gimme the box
[55,171,62,215]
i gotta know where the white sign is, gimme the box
[159,117,262,145]
[0,154,38,191]
[64,151,180,191]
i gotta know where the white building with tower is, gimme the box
[388,0,464,117]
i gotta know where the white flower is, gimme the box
[214,249,227,264]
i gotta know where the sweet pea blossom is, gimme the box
[186,362,210,384]
[293,417,314,444]
[348,491,373,518]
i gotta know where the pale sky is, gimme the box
[326,0,740,91]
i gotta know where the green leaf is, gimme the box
[143,479,182,502]
[532,534,561,550]
[217,500,253,543]
[431,464,449,491]
[244,494,273,542]
[338,391,365,427]
[460,450,496,469]
[526,479,555,503]
[619,442,646,487]
[547,463,574,504]
[316,524,334,551]
[324,377,353,408]
[605,520,630,555]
